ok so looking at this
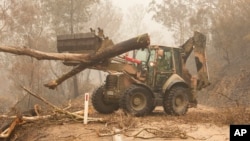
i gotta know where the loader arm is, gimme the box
[180,31,210,90]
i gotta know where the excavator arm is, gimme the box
[181,31,210,90]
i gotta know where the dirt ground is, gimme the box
[3,104,238,141]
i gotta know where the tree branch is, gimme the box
[20,86,103,122]
[0,33,150,89]
[0,46,89,62]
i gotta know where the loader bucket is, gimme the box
[57,31,114,66]
[57,32,102,54]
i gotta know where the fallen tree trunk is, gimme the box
[0,33,149,89]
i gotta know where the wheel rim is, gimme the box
[130,92,146,111]
[174,95,187,112]
[175,95,183,106]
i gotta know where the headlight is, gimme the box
[149,61,155,67]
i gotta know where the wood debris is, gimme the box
[0,86,104,139]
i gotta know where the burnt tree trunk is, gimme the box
[0,33,150,89]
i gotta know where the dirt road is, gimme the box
[8,105,234,141]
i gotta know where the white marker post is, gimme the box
[83,93,89,124]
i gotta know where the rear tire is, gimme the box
[120,85,154,116]
[92,85,119,114]
[163,86,189,115]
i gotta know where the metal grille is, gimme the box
[105,75,118,90]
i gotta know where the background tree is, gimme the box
[210,0,250,65]
[0,0,54,111]
[149,0,250,106]
[0,0,99,112]
[82,0,123,86]
[149,0,250,65]
[86,0,122,41]
[43,0,98,34]
[43,0,99,98]
[149,0,197,44]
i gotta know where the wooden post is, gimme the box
[83,93,89,124]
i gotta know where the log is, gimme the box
[0,46,89,63]
[45,33,150,89]
[0,33,150,89]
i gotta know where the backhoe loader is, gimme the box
[57,29,210,116]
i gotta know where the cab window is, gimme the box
[157,49,172,71]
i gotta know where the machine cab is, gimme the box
[135,46,182,92]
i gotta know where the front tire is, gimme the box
[92,85,119,114]
[163,86,189,116]
[120,85,154,116]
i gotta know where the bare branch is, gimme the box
[20,86,104,122]
[0,33,150,89]
[0,45,89,62]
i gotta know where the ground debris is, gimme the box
[0,86,105,140]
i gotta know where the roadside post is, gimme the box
[84,93,89,124]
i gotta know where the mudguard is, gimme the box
[162,74,189,93]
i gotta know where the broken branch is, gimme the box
[0,116,22,138]
[0,33,149,89]
[0,46,89,62]
[20,86,103,122]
